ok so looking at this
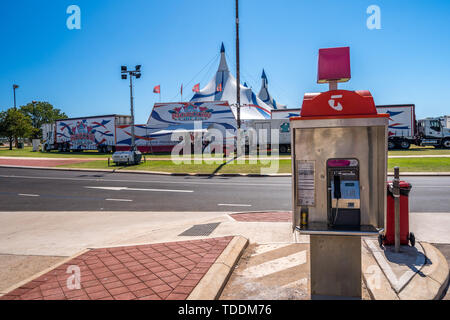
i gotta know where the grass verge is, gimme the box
[2,145,450,159]
[57,157,450,174]
[388,157,450,172]
[58,159,293,174]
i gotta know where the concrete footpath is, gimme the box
[0,211,448,300]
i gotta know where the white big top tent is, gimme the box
[190,43,279,120]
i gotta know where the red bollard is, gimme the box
[380,180,414,247]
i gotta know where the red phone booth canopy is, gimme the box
[296,90,388,120]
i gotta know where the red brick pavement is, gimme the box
[0,158,91,167]
[230,211,292,222]
[0,236,233,300]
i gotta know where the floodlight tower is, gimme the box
[116,65,142,165]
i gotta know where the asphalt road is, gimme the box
[0,167,449,212]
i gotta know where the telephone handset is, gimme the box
[333,174,341,199]
[333,174,342,225]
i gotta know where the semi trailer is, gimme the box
[42,114,131,153]
[376,105,450,149]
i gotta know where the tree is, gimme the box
[20,102,67,139]
[0,108,33,150]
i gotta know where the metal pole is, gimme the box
[13,85,19,109]
[235,0,241,129]
[129,74,136,153]
[394,166,401,253]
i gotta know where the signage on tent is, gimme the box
[169,104,213,121]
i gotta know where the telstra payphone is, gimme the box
[327,158,360,227]
[291,47,389,299]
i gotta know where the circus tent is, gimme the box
[190,43,273,120]
[257,69,287,110]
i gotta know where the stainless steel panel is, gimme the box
[310,235,362,298]
[292,119,387,230]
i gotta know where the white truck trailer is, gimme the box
[243,118,293,153]
[376,104,416,149]
[376,105,450,149]
[42,114,131,152]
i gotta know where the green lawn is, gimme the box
[57,157,450,174]
[388,157,450,172]
[388,145,450,156]
[2,144,450,159]
[59,159,293,174]
[3,146,450,173]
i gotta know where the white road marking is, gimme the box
[240,250,307,278]
[282,278,308,289]
[0,174,289,187]
[18,193,40,197]
[85,186,193,193]
[218,203,252,207]
[105,198,133,202]
[250,244,292,257]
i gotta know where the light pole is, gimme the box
[119,65,142,164]
[13,84,19,109]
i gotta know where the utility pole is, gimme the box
[13,84,19,109]
[235,0,241,129]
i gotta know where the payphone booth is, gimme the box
[291,47,389,299]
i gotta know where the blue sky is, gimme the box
[1,0,449,123]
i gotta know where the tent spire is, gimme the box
[261,69,268,86]
[218,42,229,72]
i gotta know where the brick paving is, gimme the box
[0,236,233,300]
[0,158,91,167]
[230,211,292,222]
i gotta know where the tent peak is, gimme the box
[261,69,267,79]
[220,42,225,53]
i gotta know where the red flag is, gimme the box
[216,83,222,92]
[192,83,200,92]
[153,85,160,94]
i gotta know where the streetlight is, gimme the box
[112,65,143,165]
[13,84,19,109]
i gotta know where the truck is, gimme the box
[376,104,416,149]
[444,115,450,129]
[376,105,450,149]
[41,102,238,154]
[42,114,131,153]
[417,117,450,148]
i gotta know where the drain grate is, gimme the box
[178,222,221,237]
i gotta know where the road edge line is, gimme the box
[2,164,450,177]
[187,235,249,300]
